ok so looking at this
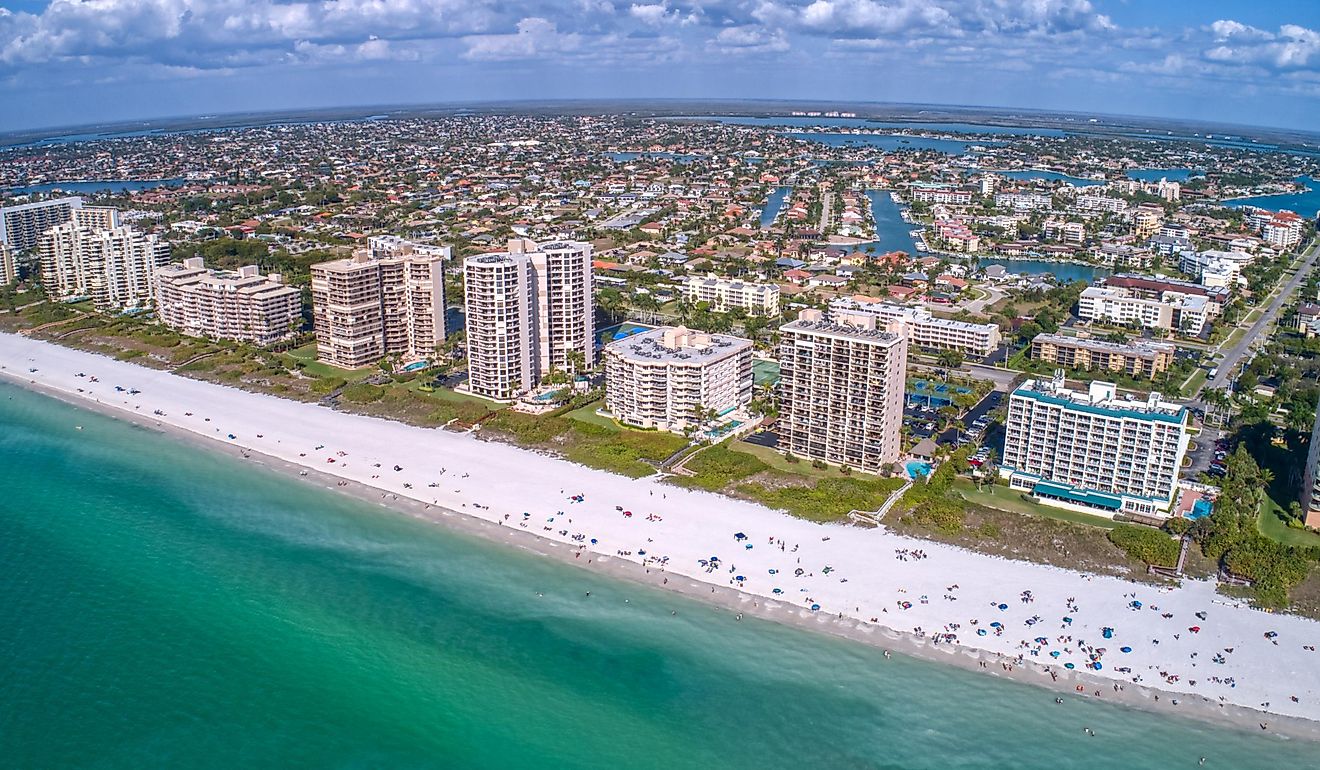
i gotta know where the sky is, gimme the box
[1,0,1319,132]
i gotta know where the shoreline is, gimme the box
[4,352,1319,741]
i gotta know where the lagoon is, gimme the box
[760,186,791,229]
[978,257,1109,283]
[1224,175,1320,215]
[6,178,187,195]
[786,132,994,155]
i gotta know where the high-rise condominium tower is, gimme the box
[310,237,448,369]
[462,239,593,400]
[777,309,908,473]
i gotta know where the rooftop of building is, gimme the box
[607,325,751,364]
[1013,375,1186,424]
[781,309,903,345]
[1032,332,1175,356]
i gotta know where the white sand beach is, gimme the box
[4,332,1319,736]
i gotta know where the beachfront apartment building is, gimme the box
[681,274,780,315]
[777,309,908,474]
[604,326,753,433]
[38,212,169,310]
[0,243,15,285]
[310,238,447,369]
[462,239,594,400]
[829,297,1001,356]
[1030,333,1176,377]
[155,257,303,345]
[1077,286,1210,335]
[0,196,83,252]
[1299,407,1320,529]
[999,375,1190,518]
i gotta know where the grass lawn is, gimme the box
[953,478,1119,530]
[281,346,374,380]
[729,439,850,479]
[1181,368,1207,397]
[563,401,620,430]
[1258,497,1320,549]
[410,382,507,409]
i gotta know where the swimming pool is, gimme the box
[906,460,932,479]
[402,361,430,372]
[596,322,656,348]
[1187,498,1213,520]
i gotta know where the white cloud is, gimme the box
[0,0,497,68]
[709,24,789,52]
[1201,20,1320,71]
[462,17,581,61]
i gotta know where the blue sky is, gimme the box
[1,0,1318,132]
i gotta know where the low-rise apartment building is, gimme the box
[681,274,780,315]
[604,326,753,433]
[1030,333,1175,377]
[999,375,1190,517]
[777,309,908,473]
[830,297,1001,356]
[1080,277,1223,336]
[155,257,303,345]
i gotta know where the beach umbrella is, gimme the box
[734,532,746,540]
[998,603,1008,610]
[1189,626,1200,633]
[1064,663,1075,669]
[735,575,745,582]
[1093,663,1103,671]
[773,588,783,594]
[1063,617,1073,624]
[1050,650,1061,658]
[990,621,1002,628]
[810,604,820,611]
[978,629,988,637]
[590,538,597,544]
[1120,647,1132,653]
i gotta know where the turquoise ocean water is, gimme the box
[0,381,1313,768]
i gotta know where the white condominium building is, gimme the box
[0,196,84,252]
[1078,285,1210,335]
[604,326,753,433]
[682,274,780,315]
[310,239,446,369]
[462,239,594,400]
[778,309,908,473]
[155,257,302,345]
[999,374,1189,517]
[1074,195,1128,214]
[830,297,1001,356]
[39,214,169,310]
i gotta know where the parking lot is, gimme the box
[1185,427,1228,479]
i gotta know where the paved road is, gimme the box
[1198,240,1319,398]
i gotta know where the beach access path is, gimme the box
[3,332,1318,737]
